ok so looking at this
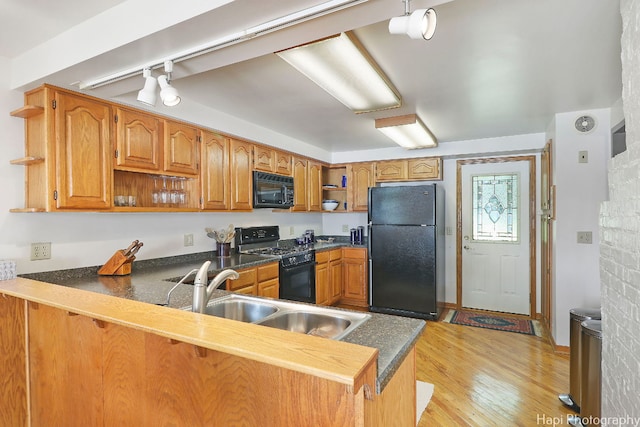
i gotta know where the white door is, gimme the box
[460,160,530,315]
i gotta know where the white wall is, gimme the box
[550,108,611,345]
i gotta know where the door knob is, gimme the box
[463,245,470,250]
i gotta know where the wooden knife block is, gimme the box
[98,250,133,276]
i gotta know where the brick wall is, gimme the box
[600,0,640,418]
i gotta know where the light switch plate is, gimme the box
[184,234,194,246]
[342,224,349,232]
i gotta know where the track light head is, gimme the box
[157,75,181,106]
[389,7,437,40]
[136,69,157,106]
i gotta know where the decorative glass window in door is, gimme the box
[471,173,519,242]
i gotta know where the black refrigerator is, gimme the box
[368,184,444,320]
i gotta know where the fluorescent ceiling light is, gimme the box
[276,32,401,113]
[375,114,437,149]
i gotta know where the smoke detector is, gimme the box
[575,115,596,134]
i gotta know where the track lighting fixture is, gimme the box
[389,0,437,40]
[135,60,181,107]
[136,68,157,106]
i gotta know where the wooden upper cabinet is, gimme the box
[164,121,199,176]
[54,91,112,210]
[291,157,308,211]
[230,138,253,211]
[254,145,275,173]
[376,157,442,182]
[275,151,292,176]
[307,160,323,212]
[254,145,292,176]
[376,160,407,182]
[347,162,375,212]
[114,108,162,172]
[407,157,441,180]
[201,130,229,210]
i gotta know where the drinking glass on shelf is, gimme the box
[170,177,179,206]
[151,177,160,206]
[178,178,187,206]
[160,176,170,205]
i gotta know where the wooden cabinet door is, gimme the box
[315,251,330,306]
[164,121,199,175]
[258,262,279,298]
[254,145,275,172]
[348,163,375,212]
[115,107,162,171]
[307,160,323,212]
[376,160,407,181]
[228,267,257,294]
[229,139,253,210]
[407,157,442,180]
[342,248,368,307]
[54,91,112,209]
[201,130,229,210]
[275,151,292,176]
[291,157,308,211]
[329,250,343,304]
[258,278,279,299]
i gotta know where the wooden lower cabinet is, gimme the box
[329,249,343,304]
[257,262,280,298]
[341,247,369,307]
[315,251,330,305]
[233,262,279,298]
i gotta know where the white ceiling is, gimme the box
[2,0,623,154]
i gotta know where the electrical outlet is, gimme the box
[31,242,51,260]
[184,234,194,246]
[342,224,349,232]
[577,231,593,244]
[289,226,295,236]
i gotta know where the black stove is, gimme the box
[235,226,316,303]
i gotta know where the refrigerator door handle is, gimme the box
[368,258,373,306]
[367,222,372,255]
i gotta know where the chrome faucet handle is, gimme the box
[165,268,198,306]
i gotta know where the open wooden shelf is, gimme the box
[10,208,46,213]
[10,105,44,119]
[10,156,44,166]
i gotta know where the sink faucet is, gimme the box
[192,261,239,313]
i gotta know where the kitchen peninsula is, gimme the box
[0,249,424,426]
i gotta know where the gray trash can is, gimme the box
[559,308,601,412]
[580,320,602,425]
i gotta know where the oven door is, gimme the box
[279,262,316,303]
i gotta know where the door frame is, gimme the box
[456,155,537,317]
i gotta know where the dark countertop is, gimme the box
[21,243,424,393]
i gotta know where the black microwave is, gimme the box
[253,171,294,208]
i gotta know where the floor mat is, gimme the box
[443,310,542,336]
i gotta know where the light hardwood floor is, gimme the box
[416,312,573,426]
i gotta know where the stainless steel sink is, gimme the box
[258,311,352,339]
[202,297,278,322]
[182,294,370,340]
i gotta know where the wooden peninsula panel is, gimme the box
[0,278,407,426]
[0,295,27,426]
